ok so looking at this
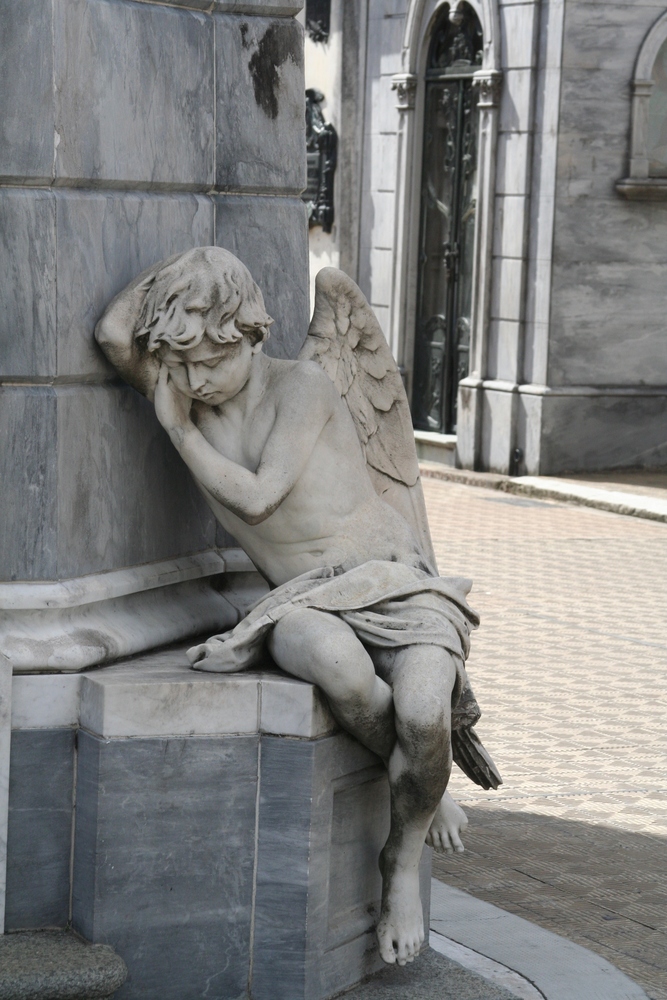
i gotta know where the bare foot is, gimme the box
[376,866,424,966]
[425,791,468,853]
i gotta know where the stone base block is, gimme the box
[43,650,432,1000]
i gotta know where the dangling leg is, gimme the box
[372,643,457,965]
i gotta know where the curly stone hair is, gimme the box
[135,246,273,353]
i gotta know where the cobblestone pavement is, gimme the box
[422,479,667,1000]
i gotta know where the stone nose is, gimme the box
[186,364,208,391]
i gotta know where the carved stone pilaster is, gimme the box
[391,73,418,111]
[473,70,503,109]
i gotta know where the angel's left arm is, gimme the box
[158,362,338,525]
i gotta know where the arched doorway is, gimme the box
[412,3,483,435]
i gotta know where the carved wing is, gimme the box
[299,268,436,566]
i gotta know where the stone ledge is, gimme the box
[0,930,127,1000]
[12,644,338,740]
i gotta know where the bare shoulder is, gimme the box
[268,357,338,403]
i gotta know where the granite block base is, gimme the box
[0,930,127,1000]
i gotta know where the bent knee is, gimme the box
[269,609,377,702]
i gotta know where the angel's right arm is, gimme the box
[94,265,161,400]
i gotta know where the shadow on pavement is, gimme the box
[433,807,667,1000]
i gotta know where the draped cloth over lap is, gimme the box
[189,560,481,729]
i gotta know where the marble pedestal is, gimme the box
[7,649,431,1000]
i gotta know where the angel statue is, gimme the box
[95,246,501,968]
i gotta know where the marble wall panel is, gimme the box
[493,195,528,259]
[490,256,524,321]
[215,15,305,193]
[376,11,406,77]
[539,391,667,473]
[55,190,214,379]
[557,69,629,139]
[561,2,651,73]
[5,729,75,930]
[0,0,54,182]
[215,195,309,358]
[499,2,538,69]
[499,69,533,133]
[495,132,532,196]
[252,737,314,998]
[487,320,522,382]
[72,732,258,1000]
[0,189,56,378]
[548,262,667,387]
[56,384,215,578]
[0,653,9,929]
[369,78,400,136]
[553,195,667,266]
[363,190,396,251]
[480,387,515,474]
[53,0,214,187]
[369,132,399,193]
[556,131,626,202]
[0,388,58,582]
[367,247,394,309]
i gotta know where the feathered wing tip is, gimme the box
[451,727,503,791]
[300,268,437,566]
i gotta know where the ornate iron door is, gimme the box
[412,6,482,435]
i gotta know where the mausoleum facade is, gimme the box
[304,0,667,475]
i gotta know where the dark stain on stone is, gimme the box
[240,22,249,49]
[248,22,301,120]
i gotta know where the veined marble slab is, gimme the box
[0,653,11,931]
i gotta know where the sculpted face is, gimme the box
[136,246,273,406]
[157,334,260,406]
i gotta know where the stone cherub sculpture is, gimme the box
[95,247,500,968]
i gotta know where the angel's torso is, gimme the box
[192,357,426,586]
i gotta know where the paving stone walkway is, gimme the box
[422,479,667,1000]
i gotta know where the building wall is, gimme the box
[0,0,308,656]
[345,0,667,475]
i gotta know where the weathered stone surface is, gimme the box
[0,387,58,581]
[55,190,214,379]
[72,731,258,1000]
[216,15,306,192]
[548,261,667,386]
[0,653,9,929]
[53,0,214,187]
[0,930,127,1000]
[214,196,310,358]
[0,189,56,378]
[56,384,215,578]
[539,391,667,473]
[5,730,74,930]
[252,733,433,1000]
[135,0,303,11]
[0,0,53,182]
